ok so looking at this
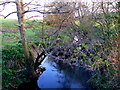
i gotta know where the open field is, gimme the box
[1,18,53,47]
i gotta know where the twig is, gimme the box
[9,83,17,89]
[25,15,40,20]
[24,0,35,7]
[16,68,27,73]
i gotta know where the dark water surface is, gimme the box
[37,56,91,89]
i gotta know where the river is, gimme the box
[37,56,91,89]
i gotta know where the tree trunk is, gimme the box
[16,0,37,78]
[16,0,30,63]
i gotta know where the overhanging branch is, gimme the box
[0,11,17,18]
[23,10,70,14]
[4,11,17,18]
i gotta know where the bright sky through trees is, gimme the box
[0,0,117,19]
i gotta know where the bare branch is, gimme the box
[0,4,5,12]
[41,11,73,39]
[25,4,54,8]
[24,0,35,7]
[6,11,17,18]
[23,10,70,14]
[2,11,17,18]
[4,11,17,18]
[0,14,5,17]
[25,15,40,20]
[0,1,16,5]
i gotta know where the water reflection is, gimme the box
[37,56,91,89]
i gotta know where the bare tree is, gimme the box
[0,0,71,77]
[16,0,31,63]
[44,2,75,26]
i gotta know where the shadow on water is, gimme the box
[37,56,91,89]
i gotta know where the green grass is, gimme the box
[2,29,37,47]
[2,32,20,47]
[0,18,52,29]
[1,18,53,47]
[1,18,60,48]
[0,18,18,29]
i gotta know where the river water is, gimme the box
[37,56,91,89]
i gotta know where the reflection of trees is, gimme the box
[56,70,71,88]
[60,74,71,88]
[51,61,91,88]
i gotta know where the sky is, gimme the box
[0,0,117,19]
[0,0,55,19]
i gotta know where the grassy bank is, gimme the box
[1,18,52,89]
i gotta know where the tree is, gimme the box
[16,0,31,65]
[44,2,75,26]
[0,0,70,77]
